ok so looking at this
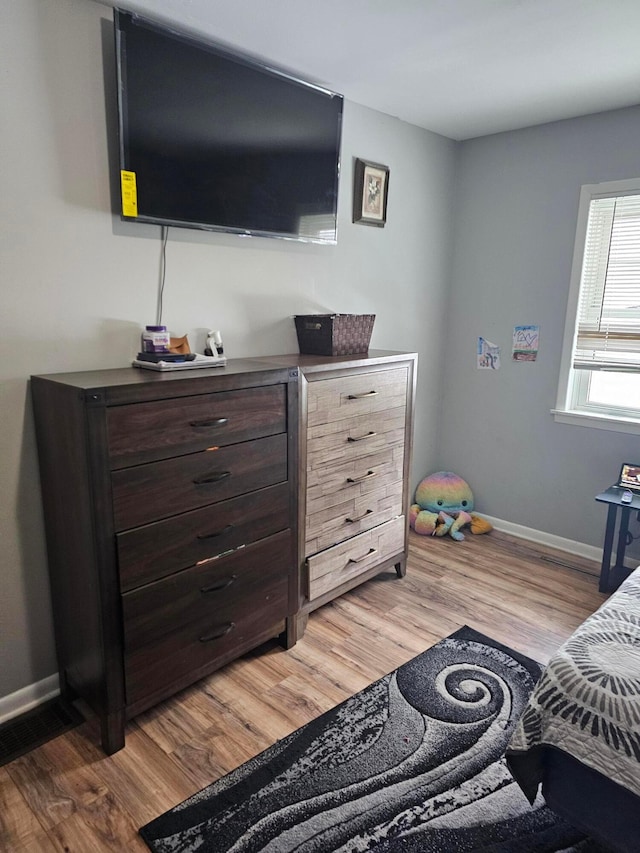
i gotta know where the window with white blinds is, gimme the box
[573,193,640,372]
[554,178,640,433]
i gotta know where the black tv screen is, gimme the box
[114,10,343,243]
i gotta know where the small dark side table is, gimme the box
[595,486,640,592]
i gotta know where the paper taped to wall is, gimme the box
[477,337,501,369]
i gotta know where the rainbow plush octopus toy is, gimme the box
[409,471,492,541]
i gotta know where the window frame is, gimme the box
[553,177,640,436]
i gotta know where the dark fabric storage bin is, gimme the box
[294,314,375,356]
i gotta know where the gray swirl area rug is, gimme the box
[140,626,610,852]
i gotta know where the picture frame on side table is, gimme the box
[353,158,389,227]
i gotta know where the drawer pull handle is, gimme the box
[190,417,228,429]
[347,431,377,443]
[199,622,235,642]
[348,548,377,564]
[197,524,234,540]
[193,471,231,485]
[346,509,373,523]
[200,575,237,594]
[347,470,376,484]
[348,391,378,399]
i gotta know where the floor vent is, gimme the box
[539,554,598,575]
[0,698,84,767]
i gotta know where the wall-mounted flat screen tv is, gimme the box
[114,10,344,243]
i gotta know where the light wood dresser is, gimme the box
[254,351,417,639]
[31,361,299,754]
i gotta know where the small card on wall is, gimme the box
[477,337,501,369]
[512,325,539,361]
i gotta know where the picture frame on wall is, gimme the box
[353,158,389,227]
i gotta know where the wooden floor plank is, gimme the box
[2,529,608,851]
[46,790,144,853]
[0,766,57,852]
[5,736,101,832]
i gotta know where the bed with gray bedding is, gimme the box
[506,567,640,852]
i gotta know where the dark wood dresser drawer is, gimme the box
[112,433,288,530]
[117,482,290,591]
[107,384,286,467]
[122,531,291,705]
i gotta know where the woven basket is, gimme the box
[294,314,375,356]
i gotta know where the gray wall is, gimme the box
[0,0,456,699]
[441,107,640,554]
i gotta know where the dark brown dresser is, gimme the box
[31,361,299,754]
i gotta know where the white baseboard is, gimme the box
[484,514,639,573]
[0,673,60,726]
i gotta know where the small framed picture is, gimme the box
[353,158,389,227]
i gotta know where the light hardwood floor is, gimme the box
[1,530,608,852]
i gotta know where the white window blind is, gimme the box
[573,193,640,372]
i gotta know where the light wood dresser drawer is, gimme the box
[305,480,403,555]
[306,446,404,514]
[306,516,405,601]
[307,368,407,429]
[307,409,406,469]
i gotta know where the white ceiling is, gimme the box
[102,0,640,140]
